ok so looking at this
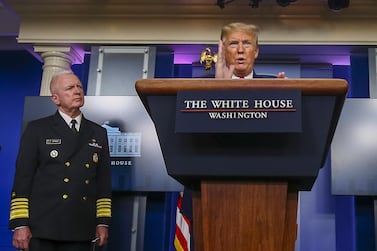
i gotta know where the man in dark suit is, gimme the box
[215,22,286,79]
[9,70,112,251]
[179,23,287,251]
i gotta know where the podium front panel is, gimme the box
[136,79,348,191]
[147,94,336,190]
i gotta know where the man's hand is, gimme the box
[13,227,32,250]
[95,225,109,246]
[277,72,287,78]
[215,40,234,79]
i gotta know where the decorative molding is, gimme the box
[34,45,84,64]
[15,16,377,45]
[8,1,377,19]
[4,1,377,48]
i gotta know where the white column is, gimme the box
[369,48,377,98]
[34,45,84,96]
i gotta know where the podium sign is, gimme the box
[176,89,302,133]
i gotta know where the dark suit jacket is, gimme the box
[203,71,277,78]
[253,71,277,78]
[9,111,111,241]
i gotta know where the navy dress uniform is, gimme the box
[9,111,112,241]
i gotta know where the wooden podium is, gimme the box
[135,79,348,251]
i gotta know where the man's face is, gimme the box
[223,30,259,77]
[51,74,84,113]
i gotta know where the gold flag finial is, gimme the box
[200,48,218,73]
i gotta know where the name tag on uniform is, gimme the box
[46,139,62,145]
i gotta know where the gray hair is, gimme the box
[49,70,75,94]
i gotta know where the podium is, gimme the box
[135,79,348,251]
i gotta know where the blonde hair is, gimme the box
[220,22,259,47]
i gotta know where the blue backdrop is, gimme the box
[0,49,375,251]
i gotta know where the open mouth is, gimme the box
[236,58,245,64]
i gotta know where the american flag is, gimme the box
[174,192,191,251]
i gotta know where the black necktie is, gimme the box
[70,119,78,133]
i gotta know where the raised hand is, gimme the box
[277,72,287,78]
[215,40,235,79]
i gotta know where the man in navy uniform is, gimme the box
[9,70,112,251]
[215,22,286,79]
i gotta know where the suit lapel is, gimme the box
[76,116,94,152]
[80,116,94,139]
[51,112,79,140]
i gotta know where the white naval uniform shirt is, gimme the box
[59,110,82,132]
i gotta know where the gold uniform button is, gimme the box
[62,194,68,199]
[65,162,71,167]
[85,163,90,168]
[64,178,70,183]
[85,179,90,184]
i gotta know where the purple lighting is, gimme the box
[169,44,356,66]
[170,44,218,65]
[174,54,199,64]
[302,55,350,66]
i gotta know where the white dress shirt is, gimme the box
[58,110,82,132]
